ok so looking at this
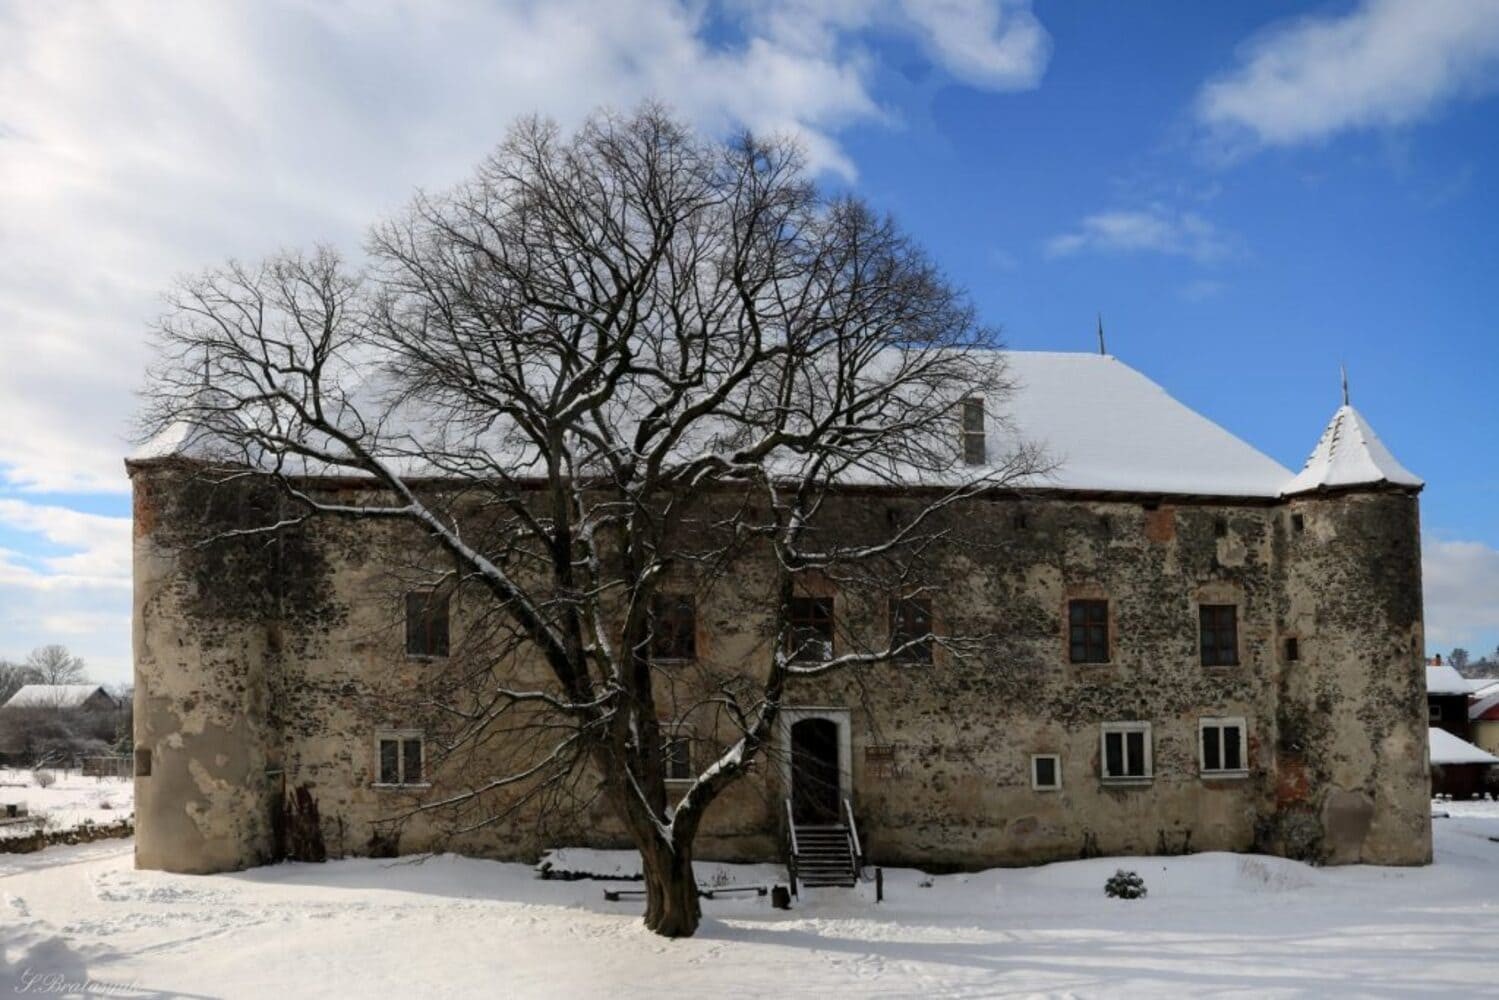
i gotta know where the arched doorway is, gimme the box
[790,717,842,823]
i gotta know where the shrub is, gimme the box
[1105,869,1147,899]
[32,769,55,789]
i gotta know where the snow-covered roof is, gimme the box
[1282,404,1421,496]
[1427,664,1479,697]
[992,353,1293,496]
[132,351,1301,498]
[1470,691,1499,722]
[2,684,114,710]
[1429,727,1499,766]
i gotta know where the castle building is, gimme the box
[128,352,1431,876]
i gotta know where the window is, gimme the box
[376,731,425,786]
[1100,722,1152,782]
[787,596,834,662]
[1199,718,1248,777]
[1284,636,1299,662]
[134,748,152,778]
[650,594,697,661]
[1213,517,1228,538]
[961,397,985,465]
[1199,604,1239,667]
[889,597,934,664]
[405,591,450,657]
[663,732,693,782]
[1429,703,1442,722]
[1291,513,1305,533]
[1031,754,1061,791]
[1068,599,1109,663]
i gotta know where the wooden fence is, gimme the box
[81,756,132,778]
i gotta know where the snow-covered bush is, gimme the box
[1104,869,1146,899]
[32,769,55,789]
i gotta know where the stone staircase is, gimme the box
[786,799,862,891]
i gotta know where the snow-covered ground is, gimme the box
[3,805,1497,998]
[0,768,133,841]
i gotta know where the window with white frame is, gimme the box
[1100,722,1152,782]
[663,730,693,782]
[1030,754,1061,791]
[376,730,425,786]
[1199,718,1248,776]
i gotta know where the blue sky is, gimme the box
[2,0,1498,684]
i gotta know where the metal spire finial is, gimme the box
[1340,364,1349,407]
[1097,313,1106,356]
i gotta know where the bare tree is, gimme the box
[23,645,87,686]
[0,660,40,705]
[1450,648,1470,670]
[142,106,1040,937]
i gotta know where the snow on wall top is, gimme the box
[1426,664,1478,696]
[1282,404,1421,496]
[131,350,1301,497]
[2,684,113,710]
[1428,726,1499,766]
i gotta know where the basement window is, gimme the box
[1100,722,1152,783]
[889,596,935,664]
[1199,718,1248,778]
[1291,513,1305,533]
[1031,754,1061,791]
[1284,636,1300,662]
[375,731,426,787]
[1199,604,1240,667]
[405,591,450,658]
[650,593,698,662]
[787,596,835,663]
[961,397,986,465]
[1068,599,1110,664]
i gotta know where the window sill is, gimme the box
[1200,770,1250,780]
[405,654,449,663]
[1100,776,1153,787]
[1070,660,1115,668]
[664,777,696,785]
[1032,785,1061,793]
[371,782,431,790]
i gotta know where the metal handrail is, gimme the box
[843,797,862,866]
[785,798,800,856]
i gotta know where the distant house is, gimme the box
[1470,688,1499,759]
[1424,659,1497,799]
[1429,727,1499,800]
[2,684,118,713]
[0,685,120,766]
[1426,656,1477,738]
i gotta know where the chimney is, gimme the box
[1432,654,1443,666]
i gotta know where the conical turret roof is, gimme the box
[1283,403,1421,496]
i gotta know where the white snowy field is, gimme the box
[0,768,133,840]
[4,807,1499,999]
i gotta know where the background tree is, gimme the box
[142,106,1039,937]
[1450,648,1471,669]
[0,660,40,705]
[24,645,88,686]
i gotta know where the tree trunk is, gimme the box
[640,837,701,938]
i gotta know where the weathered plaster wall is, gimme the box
[131,465,1431,873]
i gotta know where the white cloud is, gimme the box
[0,500,132,684]
[0,0,1051,495]
[1197,0,1499,149]
[1043,206,1236,262]
[0,1,1052,682]
[1423,537,1499,652]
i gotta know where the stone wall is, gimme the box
[130,462,1431,873]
